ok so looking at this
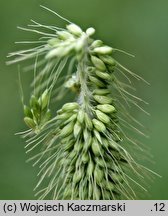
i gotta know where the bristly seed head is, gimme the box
[8,6,157,200]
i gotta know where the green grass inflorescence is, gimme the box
[8,6,159,200]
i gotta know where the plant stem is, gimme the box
[77,36,92,116]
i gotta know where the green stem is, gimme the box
[78,36,92,116]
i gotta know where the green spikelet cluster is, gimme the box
[23,89,51,134]
[8,6,158,200]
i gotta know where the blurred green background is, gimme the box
[0,0,167,199]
